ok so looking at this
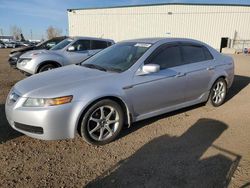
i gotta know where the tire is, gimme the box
[38,64,56,73]
[80,99,124,145]
[207,78,227,107]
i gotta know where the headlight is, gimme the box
[23,95,73,107]
[20,59,32,66]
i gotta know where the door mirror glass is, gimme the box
[67,46,75,51]
[137,64,160,75]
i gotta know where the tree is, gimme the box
[46,26,62,39]
[10,25,22,40]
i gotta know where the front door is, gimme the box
[126,44,187,116]
[65,40,91,65]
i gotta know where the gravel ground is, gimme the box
[0,49,249,188]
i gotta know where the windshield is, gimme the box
[81,42,151,72]
[50,38,73,50]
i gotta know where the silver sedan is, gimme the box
[5,38,234,145]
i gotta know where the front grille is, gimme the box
[14,122,44,134]
[17,59,22,64]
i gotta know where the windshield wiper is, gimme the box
[106,67,122,73]
[82,64,107,72]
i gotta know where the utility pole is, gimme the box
[30,29,33,40]
[0,28,3,36]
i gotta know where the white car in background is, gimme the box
[17,37,114,75]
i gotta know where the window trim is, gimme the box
[144,42,215,70]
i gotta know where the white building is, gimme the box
[67,3,250,50]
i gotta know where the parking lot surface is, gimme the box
[0,49,249,187]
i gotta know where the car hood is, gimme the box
[10,46,35,54]
[20,49,61,59]
[14,65,116,98]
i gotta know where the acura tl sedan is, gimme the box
[5,38,234,145]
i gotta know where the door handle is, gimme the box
[207,66,215,71]
[175,72,186,78]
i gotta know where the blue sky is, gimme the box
[0,0,249,40]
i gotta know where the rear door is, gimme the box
[127,43,188,116]
[180,43,215,101]
[65,40,91,65]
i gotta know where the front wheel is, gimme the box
[38,64,56,73]
[207,78,227,107]
[80,99,124,145]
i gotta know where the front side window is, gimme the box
[91,40,108,50]
[146,45,182,69]
[81,42,151,72]
[71,40,91,51]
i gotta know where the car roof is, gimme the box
[121,37,206,45]
[123,38,164,44]
[71,36,114,43]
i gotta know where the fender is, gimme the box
[73,94,132,136]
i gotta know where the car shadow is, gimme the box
[0,104,22,143]
[86,118,241,187]
[225,75,250,102]
[120,103,205,140]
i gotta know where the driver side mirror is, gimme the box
[67,46,75,51]
[137,64,160,75]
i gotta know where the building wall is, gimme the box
[68,4,250,49]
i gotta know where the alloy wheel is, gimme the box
[212,81,226,104]
[87,105,120,141]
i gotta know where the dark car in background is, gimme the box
[8,36,68,67]
[0,40,6,48]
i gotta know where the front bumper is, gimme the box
[8,53,22,67]
[16,59,36,75]
[8,57,18,67]
[5,94,82,140]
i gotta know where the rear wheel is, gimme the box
[207,78,227,107]
[80,99,124,145]
[38,64,57,73]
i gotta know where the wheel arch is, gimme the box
[76,96,131,136]
[210,75,228,90]
[36,60,62,73]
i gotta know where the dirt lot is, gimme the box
[0,48,249,188]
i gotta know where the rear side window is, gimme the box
[91,40,108,50]
[107,42,112,47]
[147,45,182,69]
[181,45,213,64]
[72,40,91,51]
[203,46,213,60]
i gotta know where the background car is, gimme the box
[16,36,114,75]
[0,40,6,48]
[4,41,17,48]
[8,36,68,68]
[5,38,234,145]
